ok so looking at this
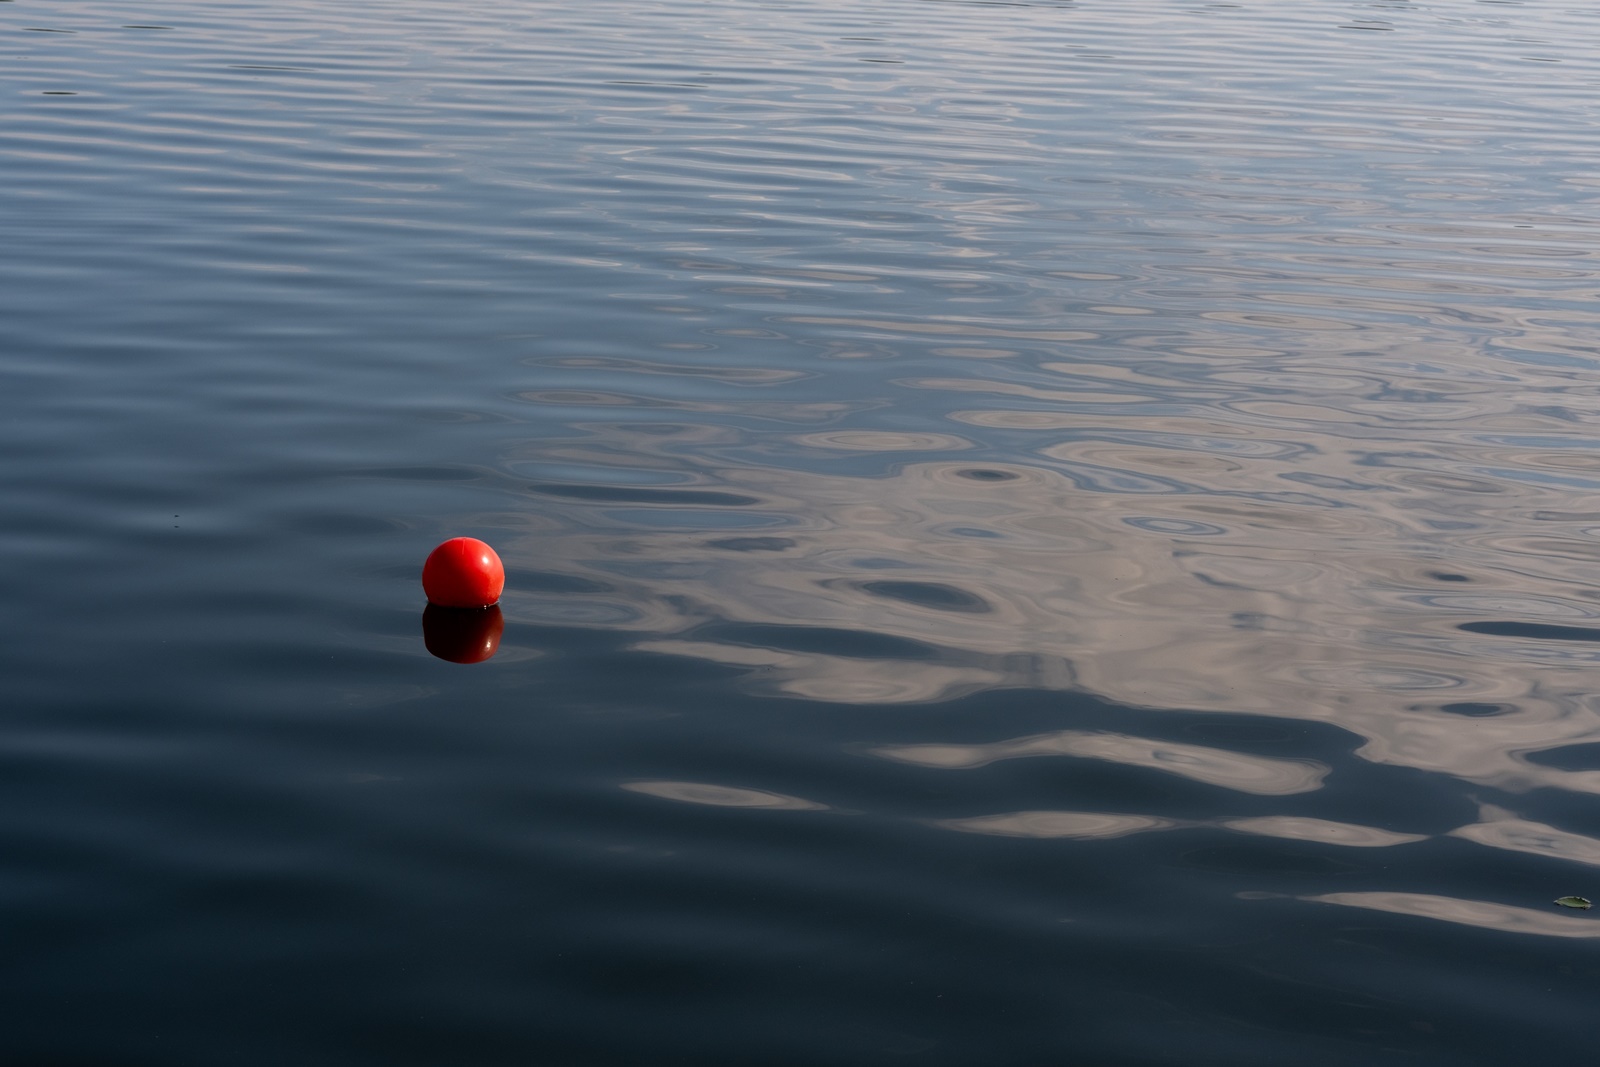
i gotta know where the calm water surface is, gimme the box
[6,0,1600,1062]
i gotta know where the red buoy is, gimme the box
[422,537,505,608]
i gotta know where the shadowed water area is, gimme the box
[5,0,1600,1062]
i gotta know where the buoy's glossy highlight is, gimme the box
[422,604,504,663]
[422,537,505,608]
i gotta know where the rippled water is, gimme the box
[7,0,1600,1062]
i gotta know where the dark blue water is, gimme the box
[6,0,1600,1062]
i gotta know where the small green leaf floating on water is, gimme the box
[1554,896,1592,910]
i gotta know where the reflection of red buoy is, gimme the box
[423,604,504,664]
[422,537,504,608]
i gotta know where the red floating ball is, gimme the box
[422,537,505,608]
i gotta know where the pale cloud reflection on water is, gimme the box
[622,780,830,811]
[1307,892,1600,940]
[484,417,1600,906]
[871,730,1327,796]
[494,431,1600,802]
